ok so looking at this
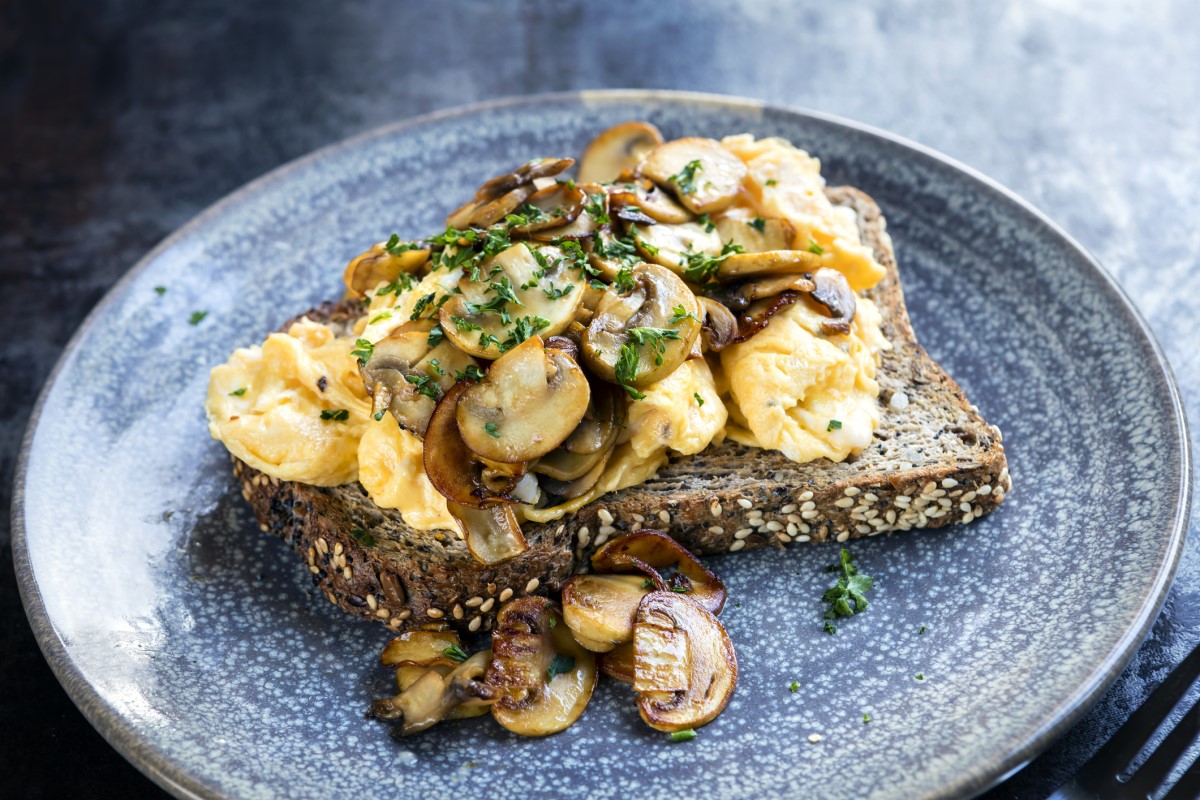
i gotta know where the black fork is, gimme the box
[1049,643,1200,799]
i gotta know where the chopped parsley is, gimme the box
[694,392,704,407]
[668,159,703,195]
[384,234,421,256]
[427,358,445,376]
[542,283,575,301]
[154,286,167,296]
[765,178,778,186]
[748,217,767,232]
[409,292,437,320]
[506,203,549,227]
[320,409,350,422]
[613,267,636,293]
[789,681,800,693]
[696,212,715,232]
[373,410,386,421]
[454,364,486,381]
[670,729,697,742]
[670,304,700,324]
[427,324,445,347]
[228,387,247,397]
[822,548,873,632]
[404,373,441,400]
[627,326,681,366]
[863,713,872,724]
[451,316,482,332]
[808,239,825,255]
[547,654,575,682]
[443,644,469,663]
[918,625,927,635]
[615,343,647,400]
[641,578,656,589]
[350,528,376,547]
[483,422,501,439]
[680,241,743,284]
[351,338,375,364]
[189,310,208,325]
[584,192,610,224]
[916,673,925,681]
[633,231,659,256]
[376,273,417,296]
[500,315,550,352]
[592,233,644,270]
[827,419,842,431]
[369,310,392,324]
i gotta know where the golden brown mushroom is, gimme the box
[368,650,498,735]
[591,529,726,615]
[639,138,747,215]
[577,122,664,184]
[561,574,652,652]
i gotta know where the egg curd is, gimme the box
[206,134,890,534]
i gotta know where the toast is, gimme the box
[232,186,1009,634]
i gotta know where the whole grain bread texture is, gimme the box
[232,186,1010,634]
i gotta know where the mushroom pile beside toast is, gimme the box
[206,121,1009,738]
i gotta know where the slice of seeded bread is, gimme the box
[233,187,1009,634]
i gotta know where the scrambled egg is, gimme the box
[206,318,371,486]
[206,135,890,533]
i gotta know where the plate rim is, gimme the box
[10,88,1192,800]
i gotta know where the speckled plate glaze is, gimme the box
[12,91,1191,800]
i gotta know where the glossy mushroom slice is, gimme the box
[456,336,591,463]
[627,220,722,274]
[446,183,537,229]
[475,157,575,202]
[561,574,653,652]
[607,179,694,225]
[423,380,523,507]
[582,263,702,391]
[586,229,644,281]
[599,641,636,684]
[531,379,622,483]
[577,121,664,184]
[447,501,527,565]
[716,248,823,281]
[806,267,857,334]
[343,240,430,297]
[380,629,464,668]
[715,274,816,313]
[528,183,609,241]
[592,529,726,615]
[368,651,498,735]
[439,243,586,359]
[712,215,794,254]
[508,181,586,235]
[639,137,748,215]
[359,322,480,435]
[487,596,597,736]
[633,592,738,733]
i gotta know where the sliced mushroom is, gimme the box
[423,380,522,507]
[586,228,643,281]
[713,215,794,253]
[509,182,586,235]
[639,138,748,215]
[536,444,614,500]
[599,642,636,684]
[627,220,722,273]
[563,382,622,455]
[562,574,652,652]
[456,336,591,463]
[475,157,575,202]
[582,263,702,389]
[577,121,664,184]
[633,592,738,732]
[488,596,597,736]
[360,323,480,436]
[369,651,498,735]
[592,529,726,615]
[446,183,537,229]
[343,241,430,296]
[447,500,528,564]
[715,274,816,312]
[528,182,609,241]
[699,297,738,352]
[608,180,693,225]
[439,243,586,359]
[381,629,464,668]
[807,267,857,334]
[716,249,823,281]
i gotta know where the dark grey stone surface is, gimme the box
[1,1,1196,798]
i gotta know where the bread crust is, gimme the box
[231,187,1010,634]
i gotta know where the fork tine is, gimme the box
[1162,745,1200,800]
[1083,644,1200,776]
[1127,696,1200,795]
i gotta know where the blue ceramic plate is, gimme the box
[12,91,1191,800]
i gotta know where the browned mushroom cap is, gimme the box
[807,267,857,334]
[439,243,586,359]
[633,592,738,732]
[598,641,635,684]
[446,183,537,230]
[715,274,816,312]
[343,241,431,297]
[456,337,591,463]
[447,500,528,564]
[627,220,722,273]
[698,297,738,352]
[585,229,643,281]
[509,181,586,235]
[488,596,597,736]
[591,529,726,614]
[475,157,576,202]
[423,380,523,507]
[712,215,794,253]
[368,650,498,734]
[577,122,664,184]
[359,323,480,436]
[717,248,823,280]
[639,138,748,215]
[562,574,652,652]
[608,180,694,225]
[527,183,609,241]
[582,263,702,390]
[381,629,464,668]
[563,381,622,455]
